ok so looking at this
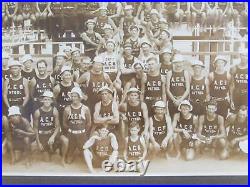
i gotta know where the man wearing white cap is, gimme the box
[119,5,139,40]
[159,48,172,76]
[149,100,173,159]
[30,60,55,111]
[63,87,91,164]
[33,91,68,165]
[172,100,199,160]
[6,106,35,166]
[166,54,190,118]
[226,105,248,156]
[190,60,209,116]
[3,60,29,116]
[81,19,103,59]
[53,66,79,134]
[21,54,36,82]
[146,28,173,52]
[93,86,119,134]
[230,48,248,110]
[119,87,149,138]
[197,100,228,160]
[141,57,166,116]
[99,39,121,84]
[93,6,117,37]
[63,46,72,62]
[51,51,67,85]
[208,55,232,119]
[77,55,113,114]
[138,39,159,71]
[71,47,82,72]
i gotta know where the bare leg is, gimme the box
[60,135,68,167]
[83,149,95,173]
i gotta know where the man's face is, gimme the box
[130,126,140,136]
[10,66,21,77]
[128,92,139,102]
[162,53,171,63]
[206,105,217,115]
[141,44,150,53]
[173,61,183,70]
[81,62,90,71]
[71,92,80,103]
[101,91,111,102]
[125,9,133,16]
[56,56,66,66]
[148,60,158,72]
[180,105,191,116]
[155,107,164,115]
[64,50,71,58]
[159,31,169,40]
[193,65,202,76]
[61,71,72,83]
[215,60,225,70]
[42,97,53,107]
[240,53,247,64]
[87,23,95,30]
[92,62,103,73]
[106,42,115,52]
[37,62,47,75]
[134,64,143,74]
[23,60,32,70]
[72,51,80,61]
[100,9,107,16]
[238,110,247,122]
[124,47,132,56]
[131,28,139,36]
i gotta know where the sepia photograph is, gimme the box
[2,2,248,182]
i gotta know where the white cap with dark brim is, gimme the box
[70,86,83,98]
[153,100,166,108]
[192,60,205,68]
[178,100,193,112]
[60,65,72,75]
[8,60,22,68]
[21,54,33,64]
[41,91,54,98]
[98,86,113,94]
[127,87,141,94]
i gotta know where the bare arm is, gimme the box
[3,79,9,107]
[84,106,92,132]
[22,78,30,107]
[213,115,226,140]
[179,71,190,101]
[141,102,149,134]
[63,106,70,130]
[107,102,119,125]
[173,113,183,133]
[166,71,176,102]
[197,115,206,140]
[33,109,41,145]
[83,136,96,149]
[51,108,60,139]
[161,75,167,103]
